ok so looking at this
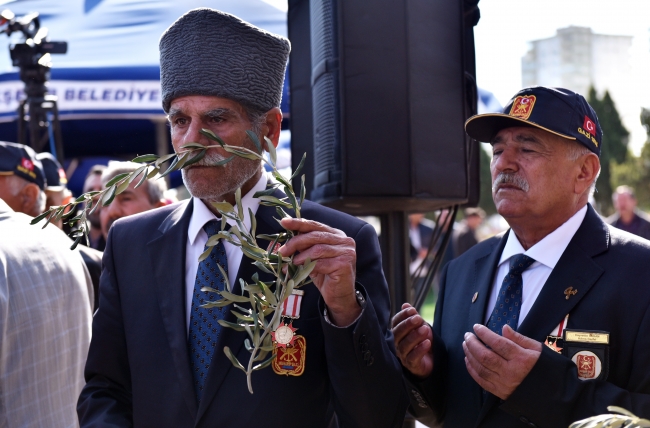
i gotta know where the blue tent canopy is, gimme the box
[0,0,289,152]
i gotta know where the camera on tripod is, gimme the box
[1,9,67,159]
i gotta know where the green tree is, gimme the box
[587,87,630,215]
[611,108,650,211]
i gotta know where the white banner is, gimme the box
[0,80,163,114]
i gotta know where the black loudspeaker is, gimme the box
[290,0,479,215]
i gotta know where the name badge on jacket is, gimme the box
[562,329,610,381]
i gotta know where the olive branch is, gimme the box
[31,128,312,394]
[569,406,650,428]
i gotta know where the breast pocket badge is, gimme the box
[562,329,609,381]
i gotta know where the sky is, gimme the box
[474,0,650,154]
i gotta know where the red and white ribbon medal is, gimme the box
[272,289,306,376]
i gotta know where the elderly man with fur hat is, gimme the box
[78,8,407,428]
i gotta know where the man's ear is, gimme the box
[20,183,41,217]
[262,107,282,150]
[575,153,600,195]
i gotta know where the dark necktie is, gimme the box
[487,254,535,334]
[188,220,228,402]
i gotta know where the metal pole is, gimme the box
[379,211,415,428]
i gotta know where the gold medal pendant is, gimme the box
[272,335,306,376]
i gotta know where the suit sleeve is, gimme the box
[402,262,450,428]
[501,302,650,427]
[77,227,134,427]
[319,223,409,427]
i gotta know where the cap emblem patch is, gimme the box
[20,158,34,171]
[509,95,537,120]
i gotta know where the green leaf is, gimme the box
[214,155,235,166]
[105,173,130,188]
[74,194,88,203]
[211,201,234,213]
[235,187,243,220]
[201,299,232,308]
[219,290,250,303]
[70,233,84,250]
[253,187,278,198]
[159,152,185,178]
[179,142,207,150]
[134,167,150,189]
[198,246,213,262]
[292,259,317,285]
[244,338,254,352]
[223,346,246,372]
[182,149,206,168]
[273,171,292,189]
[31,209,52,225]
[249,208,257,238]
[128,166,147,184]
[285,186,299,212]
[131,154,159,163]
[259,281,277,306]
[199,129,225,147]
[246,130,263,155]
[258,195,292,209]
[265,136,277,166]
[285,279,295,298]
[256,233,287,242]
[252,355,275,371]
[101,185,117,206]
[291,153,307,180]
[146,166,160,179]
[300,174,306,205]
[253,261,273,274]
[219,320,246,332]
[223,146,261,160]
[116,177,131,195]
[232,311,254,322]
[218,264,231,292]
[154,153,176,168]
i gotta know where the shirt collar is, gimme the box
[499,204,588,269]
[187,173,268,245]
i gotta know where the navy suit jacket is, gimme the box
[78,196,408,427]
[406,204,650,428]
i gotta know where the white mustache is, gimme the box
[492,173,530,193]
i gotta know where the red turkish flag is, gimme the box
[21,158,34,171]
[583,116,596,134]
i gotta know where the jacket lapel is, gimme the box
[475,205,608,426]
[518,205,607,340]
[147,200,198,419]
[196,190,283,423]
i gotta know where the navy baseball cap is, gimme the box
[465,86,602,157]
[0,142,46,190]
[36,152,67,191]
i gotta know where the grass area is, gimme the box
[419,288,437,324]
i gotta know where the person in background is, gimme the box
[607,185,650,241]
[83,164,107,251]
[409,213,435,268]
[36,152,103,310]
[36,152,73,229]
[0,143,93,427]
[0,141,46,218]
[99,161,168,240]
[452,207,485,258]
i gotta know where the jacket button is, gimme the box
[360,343,369,353]
[359,334,367,344]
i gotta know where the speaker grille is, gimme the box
[310,0,340,191]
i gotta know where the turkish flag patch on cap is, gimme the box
[583,116,597,135]
[20,158,34,171]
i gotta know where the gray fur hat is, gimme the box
[159,8,290,113]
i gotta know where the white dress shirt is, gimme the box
[484,205,588,326]
[184,174,268,333]
[0,199,93,428]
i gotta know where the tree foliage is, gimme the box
[587,87,630,215]
[611,107,650,211]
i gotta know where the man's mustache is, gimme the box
[186,151,230,167]
[492,173,530,193]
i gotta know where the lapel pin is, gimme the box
[564,287,578,300]
[472,292,478,303]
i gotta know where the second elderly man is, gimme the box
[78,8,407,428]
[393,86,650,427]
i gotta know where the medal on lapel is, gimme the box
[272,289,306,376]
